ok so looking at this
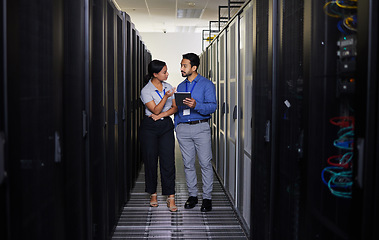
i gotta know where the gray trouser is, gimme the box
[176,122,213,199]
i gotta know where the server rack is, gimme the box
[63,0,92,239]
[302,0,357,239]
[218,31,227,185]
[302,0,378,239]
[135,33,140,172]
[125,15,133,196]
[89,0,108,238]
[6,1,66,239]
[116,9,125,214]
[205,1,256,236]
[2,0,150,239]
[248,0,273,238]
[237,2,253,229]
[211,40,219,172]
[270,1,305,239]
[131,26,138,183]
[203,0,378,239]
[136,38,143,172]
[105,1,117,233]
[226,17,238,203]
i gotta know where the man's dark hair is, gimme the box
[182,53,200,70]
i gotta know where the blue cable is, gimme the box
[337,20,348,35]
[334,128,354,150]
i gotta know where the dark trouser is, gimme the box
[139,117,176,195]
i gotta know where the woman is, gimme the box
[139,59,178,212]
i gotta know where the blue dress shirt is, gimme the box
[174,74,217,127]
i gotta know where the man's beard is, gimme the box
[181,71,191,77]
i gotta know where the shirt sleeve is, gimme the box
[140,88,153,105]
[194,81,217,115]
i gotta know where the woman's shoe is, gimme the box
[166,196,178,212]
[150,193,158,207]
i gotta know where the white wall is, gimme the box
[140,32,202,88]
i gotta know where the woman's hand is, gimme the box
[164,88,176,98]
[150,113,163,121]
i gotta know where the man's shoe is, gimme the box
[184,196,198,209]
[200,199,212,212]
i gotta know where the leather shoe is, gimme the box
[200,199,212,212]
[184,196,198,209]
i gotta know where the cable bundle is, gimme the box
[327,152,353,168]
[323,0,357,34]
[333,126,354,150]
[321,166,353,198]
[321,116,354,198]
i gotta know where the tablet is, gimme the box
[174,92,191,106]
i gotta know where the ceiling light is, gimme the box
[177,9,203,18]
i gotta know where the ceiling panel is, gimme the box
[123,8,150,18]
[150,8,176,18]
[146,0,176,9]
[114,0,235,32]
[116,0,146,9]
[177,0,207,9]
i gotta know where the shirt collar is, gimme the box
[148,80,168,92]
[185,74,200,83]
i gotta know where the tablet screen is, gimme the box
[174,92,191,106]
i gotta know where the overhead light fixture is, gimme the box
[177,9,203,18]
[175,26,196,32]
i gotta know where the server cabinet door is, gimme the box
[218,32,227,183]
[251,0,273,238]
[63,0,92,239]
[226,19,239,201]
[7,0,65,238]
[116,12,126,207]
[105,2,118,232]
[302,0,356,239]
[272,0,305,238]
[89,0,107,238]
[135,36,142,170]
[237,3,254,230]
[125,18,133,195]
[210,41,219,169]
[131,28,138,179]
[353,1,379,239]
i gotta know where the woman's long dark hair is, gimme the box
[144,59,166,85]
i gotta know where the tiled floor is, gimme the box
[112,142,248,239]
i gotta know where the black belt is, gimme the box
[182,119,209,125]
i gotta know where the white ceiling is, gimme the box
[113,0,245,33]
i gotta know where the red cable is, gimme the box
[329,116,355,128]
[327,155,350,168]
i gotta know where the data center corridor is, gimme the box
[112,141,248,239]
[2,0,379,239]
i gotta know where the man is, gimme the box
[174,53,217,212]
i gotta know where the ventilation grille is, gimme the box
[177,9,204,18]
